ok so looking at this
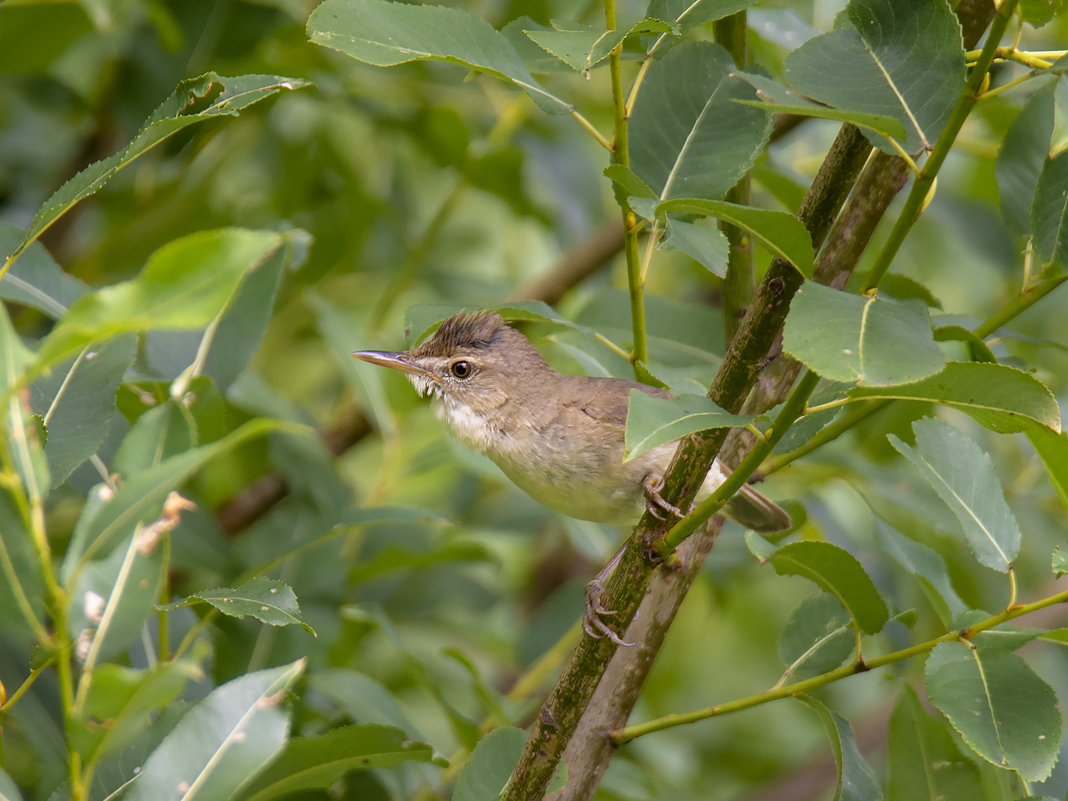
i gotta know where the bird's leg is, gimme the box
[583,543,634,647]
[583,476,698,646]
[643,474,695,520]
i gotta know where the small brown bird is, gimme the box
[354,311,790,641]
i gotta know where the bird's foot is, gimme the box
[643,475,695,521]
[583,579,634,647]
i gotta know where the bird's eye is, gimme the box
[450,360,473,379]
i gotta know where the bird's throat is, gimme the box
[433,396,505,455]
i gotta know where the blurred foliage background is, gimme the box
[1,0,1068,799]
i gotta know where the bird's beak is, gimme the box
[352,350,438,381]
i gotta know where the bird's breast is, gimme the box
[433,394,660,525]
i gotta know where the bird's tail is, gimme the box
[724,484,792,533]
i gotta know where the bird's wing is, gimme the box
[569,377,669,431]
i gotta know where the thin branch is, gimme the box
[612,583,1068,743]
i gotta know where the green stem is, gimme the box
[3,396,78,798]
[157,531,171,663]
[764,400,886,474]
[0,657,54,713]
[604,0,647,367]
[661,370,820,552]
[973,275,1067,338]
[715,12,754,342]
[0,252,15,284]
[612,584,1068,745]
[860,0,1018,291]
[624,217,647,367]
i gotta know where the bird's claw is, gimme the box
[643,475,694,520]
[583,579,634,647]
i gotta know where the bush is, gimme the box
[1,1,1067,800]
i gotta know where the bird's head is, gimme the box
[353,311,551,417]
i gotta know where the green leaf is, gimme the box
[164,577,315,634]
[236,724,444,801]
[62,418,300,582]
[348,540,496,584]
[309,669,418,732]
[30,334,136,486]
[970,623,1045,653]
[629,41,772,201]
[145,237,291,392]
[657,199,815,277]
[499,17,576,75]
[745,531,777,562]
[0,303,50,555]
[0,485,46,639]
[997,82,1056,236]
[524,19,674,75]
[800,696,883,801]
[1020,0,1067,27]
[0,299,34,397]
[1041,628,1068,646]
[1053,546,1068,577]
[0,222,87,318]
[769,541,889,634]
[5,74,309,265]
[660,218,730,276]
[646,0,759,31]
[889,418,1021,573]
[307,0,569,114]
[73,661,201,761]
[124,660,305,801]
[888,684,982,801]
[1028,428,1068,511]
[34,229,289,378]
[925,642,1060,782]
[453,727,528,801]
[873,521,966,626]
[69,528,165,665]
[877,273,942,308]
[624,389,755,461]
[2,311,51,496]
[736,72,907,143]
[784,0,964,154]
[778,594,854,682]
[783,282,945,385]
[932,325,998,363]
[113,401,195,477]
[603,164,657,206]
[0,768,24,801]
[1031,150,1068,276]
[850,362,1061,435]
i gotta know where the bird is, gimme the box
[354,311,791,642]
